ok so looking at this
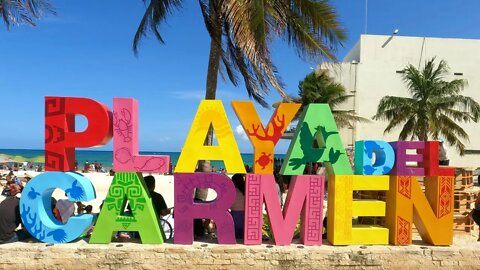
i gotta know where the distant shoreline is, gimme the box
[0,149,286,171]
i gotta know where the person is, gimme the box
[273,172,284,208]
[469,193,480,241]
[83,161,90,173]
[56,195,75,223]
[94,161,100,172]
[316,163,328,198]
[144,175,170,217]
[438,141,449,166]
[230,174,245,239]
[0,184,23,243]
[84,205,93,214]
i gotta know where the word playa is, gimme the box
[20,96,454,246]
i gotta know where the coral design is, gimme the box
[247,112,285,143]
[21,204,46,241]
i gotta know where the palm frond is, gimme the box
[377,58,480,155]
[133,0,182,55]
[1,0,55,29]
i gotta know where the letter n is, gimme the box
[386,176,454,245]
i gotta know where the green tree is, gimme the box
[0,0,55,29]
[133,0,346,110]
[373,58,480,155]
[292,70,367,128]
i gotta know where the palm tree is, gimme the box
[0,0,55,29]
[133,0,346,110]
[294,70,367,128]
[373,58,480,155]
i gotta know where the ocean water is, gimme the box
[0,149,285,171]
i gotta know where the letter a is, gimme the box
[89,172,164,244]
[281,104,352,175]
[176,100,245,173]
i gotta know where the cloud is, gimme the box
[170,90,205,100]
[158,137,171,142]
[235,125,249,141]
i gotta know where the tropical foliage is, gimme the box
[133,0,346,107]
[0,0,55,29]
[292,70,367,128]
[373,58,480,155]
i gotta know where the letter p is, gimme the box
[45,97,112,171]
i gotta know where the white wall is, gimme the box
[330,35,480,167]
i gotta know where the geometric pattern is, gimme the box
[396,216,410,245]
[398,176,411,199]
[305,176,323,242]
[438,176,452,218]
[245,174,262,241]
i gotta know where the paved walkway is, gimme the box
[0,233,479,269]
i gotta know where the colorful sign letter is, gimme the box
[281,104,352,175]
[89,172,164,244]
[419,141,454,176]
[244,174,324,245]
[113,98,170,173]
[355,140,395,175]
[231,101,300,174]
[390,141,425,176]
[45,97,112,171]
[386,175,454,245]
[20,172,96,243]
[174,173,236,244]
[327,175,389,245]
[175,100,245,173]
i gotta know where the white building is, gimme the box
[326,34,480,167]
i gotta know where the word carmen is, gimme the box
[20,97,454,246]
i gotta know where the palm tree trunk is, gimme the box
[204,1,222,147]
[198,2,222,176]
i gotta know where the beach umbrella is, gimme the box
[27,155,45,163]
[0,155,14,163]
[7,155,30,163]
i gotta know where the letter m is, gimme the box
[244,174,324,245]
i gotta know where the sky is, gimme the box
[1,0,479,153]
